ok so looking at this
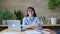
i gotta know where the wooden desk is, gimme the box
[0,29,56,34]
[42,24,60,26]
[0,24,60,27]
[0,29,25,34]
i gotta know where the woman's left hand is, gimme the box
[31,23,39,27]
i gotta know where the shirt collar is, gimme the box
[28,16,34,21]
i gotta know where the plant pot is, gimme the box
[2,20,7,25]
[51,18,57,25]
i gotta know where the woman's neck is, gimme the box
[29,16,33,19]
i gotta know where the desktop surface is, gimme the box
[0,29,56,34]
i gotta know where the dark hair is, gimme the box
[26,7,37,17]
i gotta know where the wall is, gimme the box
[0,0,60,24]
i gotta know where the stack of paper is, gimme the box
[26,30,42,34]
[42,31,50,34]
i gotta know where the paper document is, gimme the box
[26,30,42,34]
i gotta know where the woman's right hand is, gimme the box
[27,25,35,29]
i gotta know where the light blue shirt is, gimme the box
[22,16,42,30]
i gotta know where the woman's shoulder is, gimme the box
[34,17,39,18]
[23,16,28,19]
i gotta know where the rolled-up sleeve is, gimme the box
[22,17,27,30]
[36,17,42,30]
[36,17,40,24]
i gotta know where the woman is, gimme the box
[22,7,42,30]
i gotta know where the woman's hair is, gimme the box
[26,7,37,17]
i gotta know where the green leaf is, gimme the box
[0,9,12,20]
[48,0,60,10]
[14,9,22,20]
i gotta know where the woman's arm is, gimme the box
[22,17,35,30]
[30,17,40,27]
[31,17,42,30]
[22,17,27,30]
[36,17,42,30]
[22,17,42,30]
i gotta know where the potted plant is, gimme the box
[0,9,3,25]
[14,9,23,24]
[48,0,60,25]
[40,16,47,24]
[14,9,22,20]
[0,9,12,25]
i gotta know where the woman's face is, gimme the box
[28,9,34,17]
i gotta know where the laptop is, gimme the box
[7,20,21,32]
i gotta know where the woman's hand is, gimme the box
[26,25,35,29]
[26,23,39,29]
[31,23,39,27]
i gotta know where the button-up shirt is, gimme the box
[22,16,42,30]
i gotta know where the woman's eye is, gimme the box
[28,11,32,12]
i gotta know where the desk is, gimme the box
[0,29,56,34]
[0,24,60,27]
[0,29,25,34]
[42,24,60,26]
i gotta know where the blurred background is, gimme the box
[0,0,60,33]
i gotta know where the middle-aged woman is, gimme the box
[22,7,42,31]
